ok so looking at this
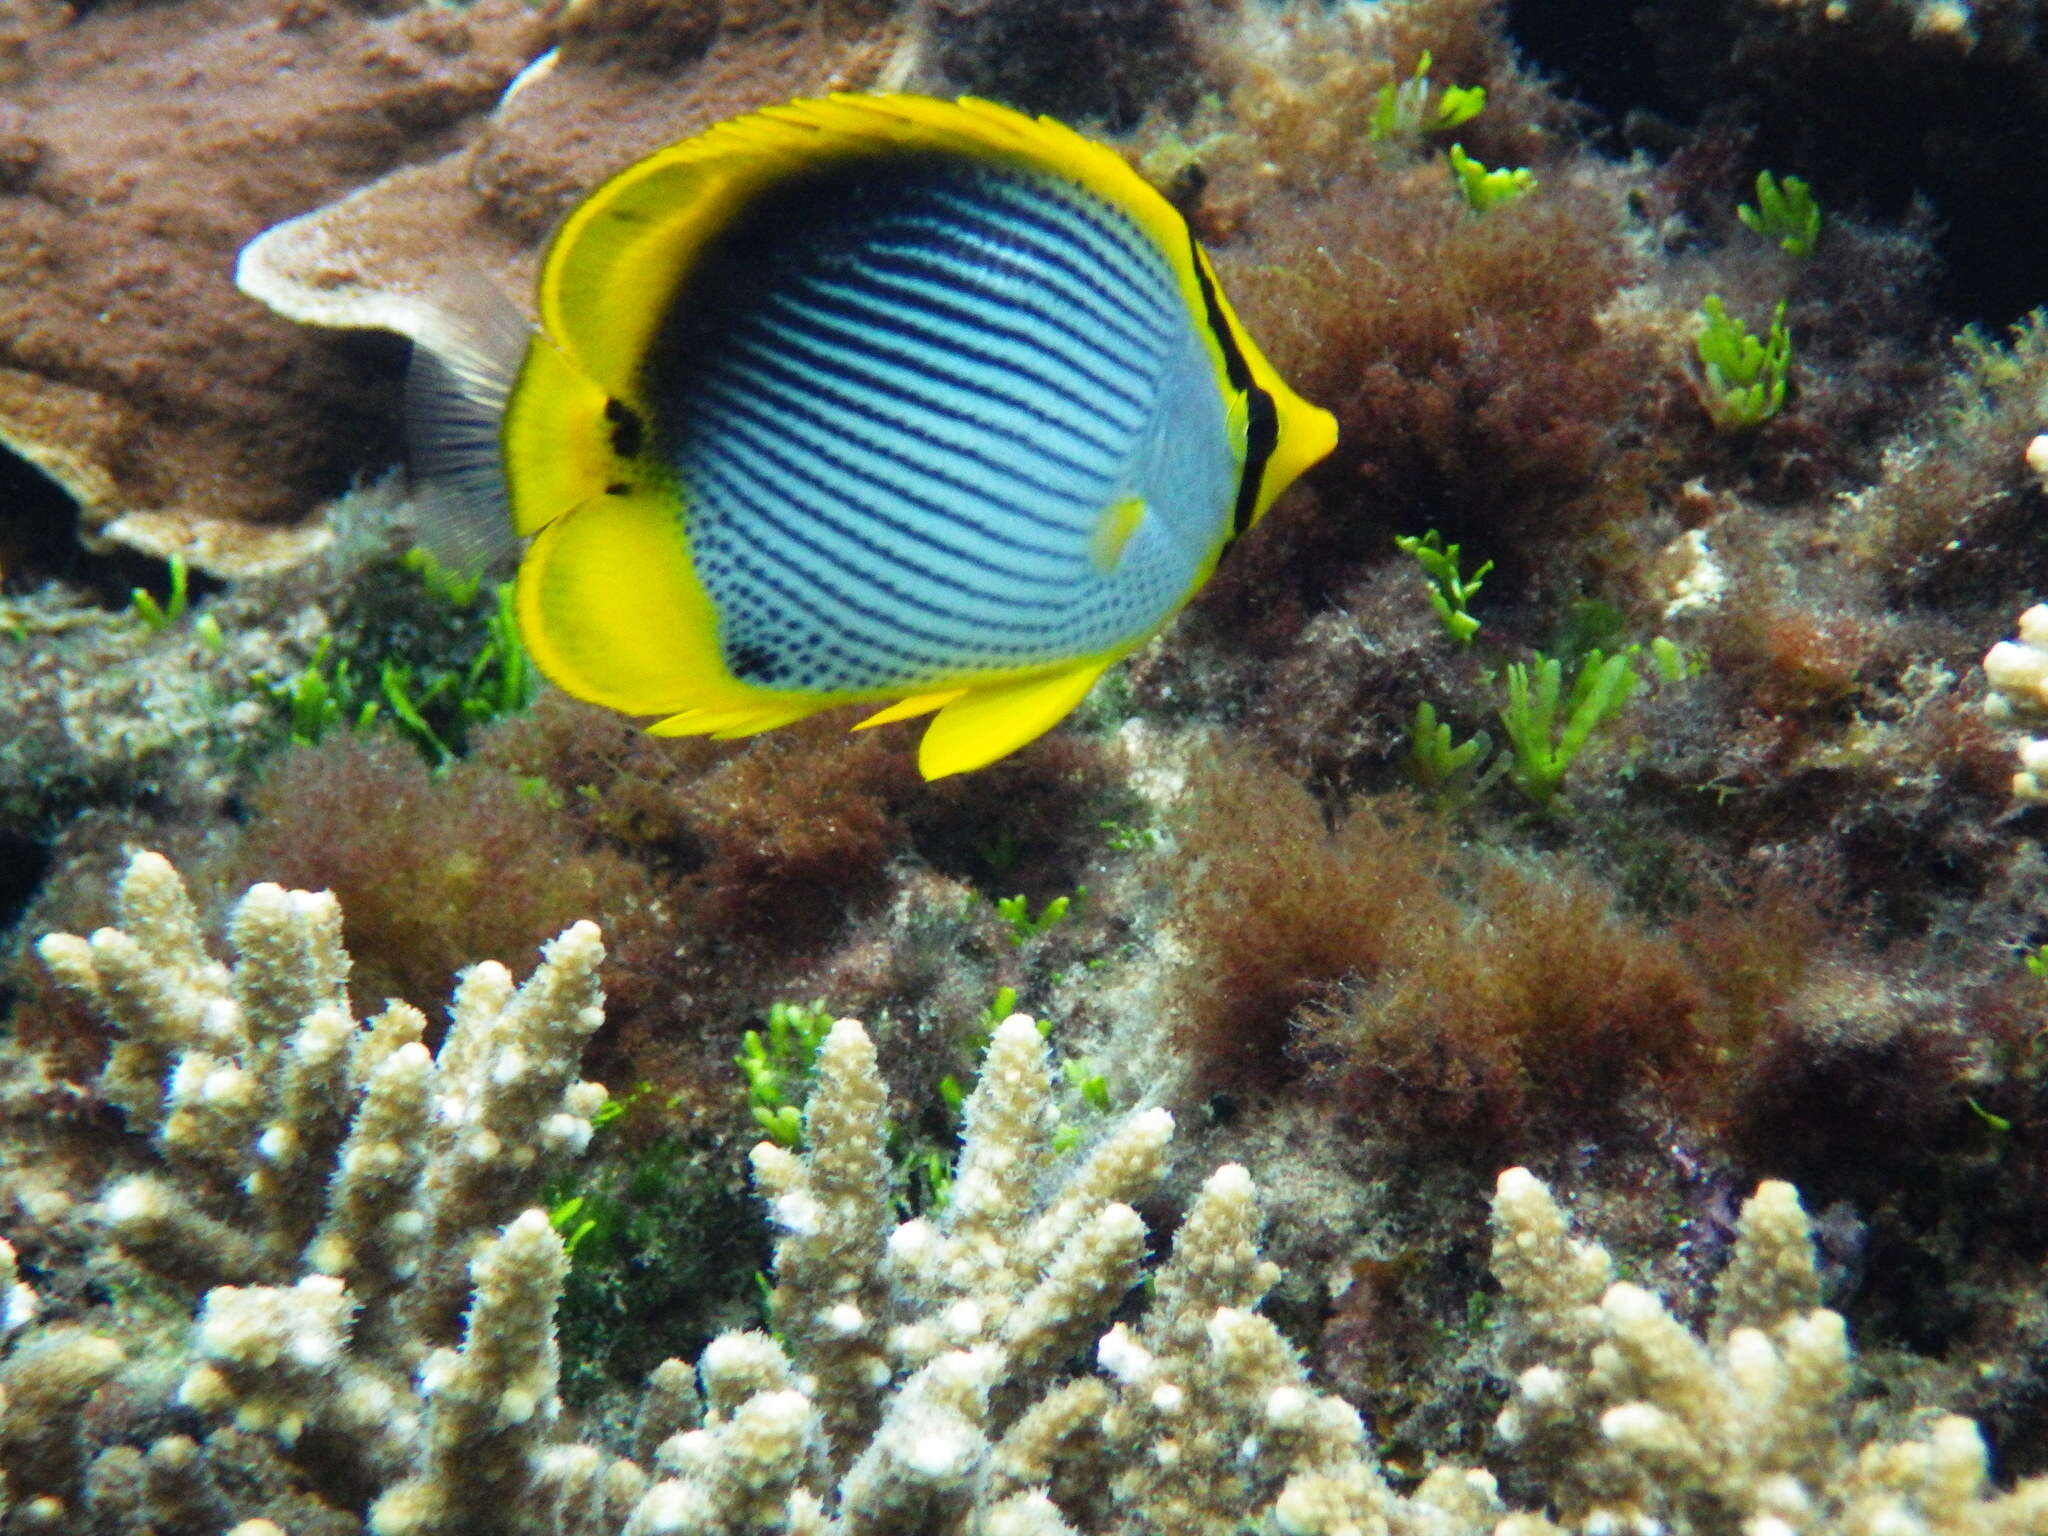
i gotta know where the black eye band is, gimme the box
[1187,234,1278,544]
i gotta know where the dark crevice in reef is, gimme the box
[0,832,54,1003]
[0,445,82,592]
[0,445,222,609]
[1503,0,1654,140]
[1506,0,2048,327]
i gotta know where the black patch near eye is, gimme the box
[604,398,644,459]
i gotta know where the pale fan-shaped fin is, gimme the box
[403,268,533,576]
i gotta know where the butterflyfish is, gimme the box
[410,93,1337,778]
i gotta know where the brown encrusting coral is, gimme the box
[0,0,545,575]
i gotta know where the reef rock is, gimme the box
[0,0,547,574]
[235,0,912,386]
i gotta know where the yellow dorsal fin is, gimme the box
[1089,495,1147,573]
[916,659,1114,778]
[536,94,1201,404]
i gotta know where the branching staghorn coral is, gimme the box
[1981,603,2048,802]
[11,854,1415,1534]
[28,851,613,1529]
[1487,1167,2048,1536]
[37,852,608,1333]
[622,1013,1404,1536]
[15,853,2048,1533]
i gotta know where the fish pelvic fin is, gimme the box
[854,691,968,729]
[916,658,1115,779]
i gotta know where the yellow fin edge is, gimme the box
[516,487,821,723]
[516,486,1114,774]
[536,94,1204,404]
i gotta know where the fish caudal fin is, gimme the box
[916,660,1115,778]
[404,271,533,576]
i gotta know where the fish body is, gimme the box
[414,94,1336,777]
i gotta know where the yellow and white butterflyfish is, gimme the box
[408,93,1337,779]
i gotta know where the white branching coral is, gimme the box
[1982,604,2048,801]
[16,855,1408,1535]
[15,854,2048,1534]
[626,1012,1400,1536]
[27,851,612,1530]
[1488,1166,2048,1536]
[39,853,608,1334]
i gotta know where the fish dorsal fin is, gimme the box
[916,658,1115,778]
[537,94,1198,404]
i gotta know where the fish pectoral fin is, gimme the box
[854,691,968,730]
[1089,495,1147,574]
[1225,389,1250,460]
[916,659,1115,779]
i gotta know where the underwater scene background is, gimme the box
[6,0,2048,1528]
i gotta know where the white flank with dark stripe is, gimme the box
[650,158,1235,694]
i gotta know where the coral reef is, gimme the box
[1981,603,2048,801]
[9,855,2048,1533]
[1484,1168,2048,1536]
[14,0,2048,1522]
[6,854,1404,1532]
[231,0,911,366]
[21,851,608,1528]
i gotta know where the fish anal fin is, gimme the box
[854,691,967,730]
[516,485,800,723]
[916,659,1114,779]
